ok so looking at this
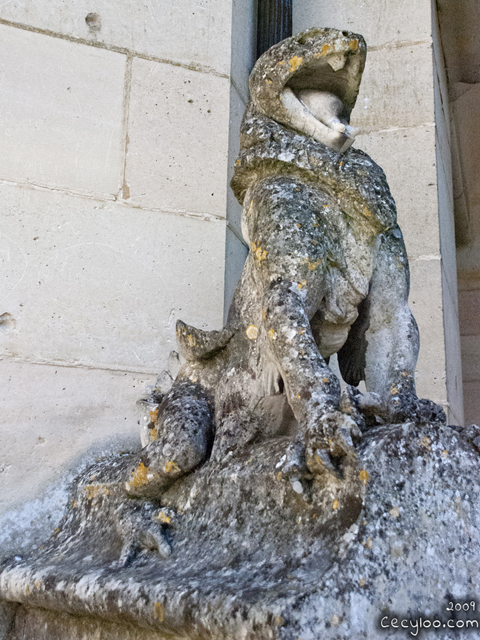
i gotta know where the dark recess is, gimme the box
[257,0,292,59]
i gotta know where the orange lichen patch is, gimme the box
[419,436,431,451]
[359,577,366,587]
[319,43,332,55]
[359,469,369,484]
[289,55,303,72]
[441,449,448,458]
[322,377,330,383]
[333,499,339,510]
[251,242,267,264]
[129,463,150,488]
[268,329,276,340]
[164,460,180,474]
[187,334,197,348]
[154,510,171,524]
[154,602,164,622]
[235,158,241,166]
[297,280,307,289]
[389,507,400,518]
[277,471,282,480]
[149,407,159,423]
[363,207,372,217]
[72,499,78,509]
[84,484,112,499]
[150,427,159,442]
[246,324,258,340]
[296,223,301,228]
[349,39,359,51]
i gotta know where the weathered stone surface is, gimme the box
[293,0,432,49]
[0,0,234,75]
[351,42,435,133]
[124,58,231,216]
[1,421,480,639]
[0,24,125,195]
[0,360,154,517]
[0,182,225,373]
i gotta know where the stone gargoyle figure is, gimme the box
[126,27,444,499]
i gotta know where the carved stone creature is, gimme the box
[126,27,444,499]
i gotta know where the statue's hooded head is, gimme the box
[248,28,367,151]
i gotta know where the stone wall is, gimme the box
[0,1,253,517]
[294,0,463,425]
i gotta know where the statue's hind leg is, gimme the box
[125,376,213,498]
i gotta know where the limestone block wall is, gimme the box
[0,2,254,518]
[294,0,463,424]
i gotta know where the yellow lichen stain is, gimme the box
[277,471,282,480]
[321,43,332,54]
[419,436,431,451]
[298,328,305,335]
[359,577,366,587]
[323,377,330,383]
[187,334,197,348]
[84,484,112,500]
[154,602,164,622]
[389,507,400,519]
[251,242,267,264]
[150,427,159,442]
[331,614,341,626]
[277,60,286,66]
[349,39,359,51]
[441,449,448,458]
[274,616,283,626]
[129,463,150,488]
[289,55,303,72]
[297,280,307,289]
[154,511,171,525]
[296,223,301,228]
[307,258,322,271]
[333,499,339,510]
[72,499,78,509]
[268,329,276,340]
[390,384,399,395]
[359,469,369,484]
[363,207,372,218]
[339,161,343,166]
[246,324,258,340]
[149,407,159,423]
[164,460,180,474]
[235,158,241,166]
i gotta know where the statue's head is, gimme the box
[249,28,366,152]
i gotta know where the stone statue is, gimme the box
[125,27,443,499]
[2,29,479,640]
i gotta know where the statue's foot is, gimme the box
[304,409,361,478]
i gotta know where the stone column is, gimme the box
[294,0,463,424]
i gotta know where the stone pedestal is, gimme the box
[2,420,479,639]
